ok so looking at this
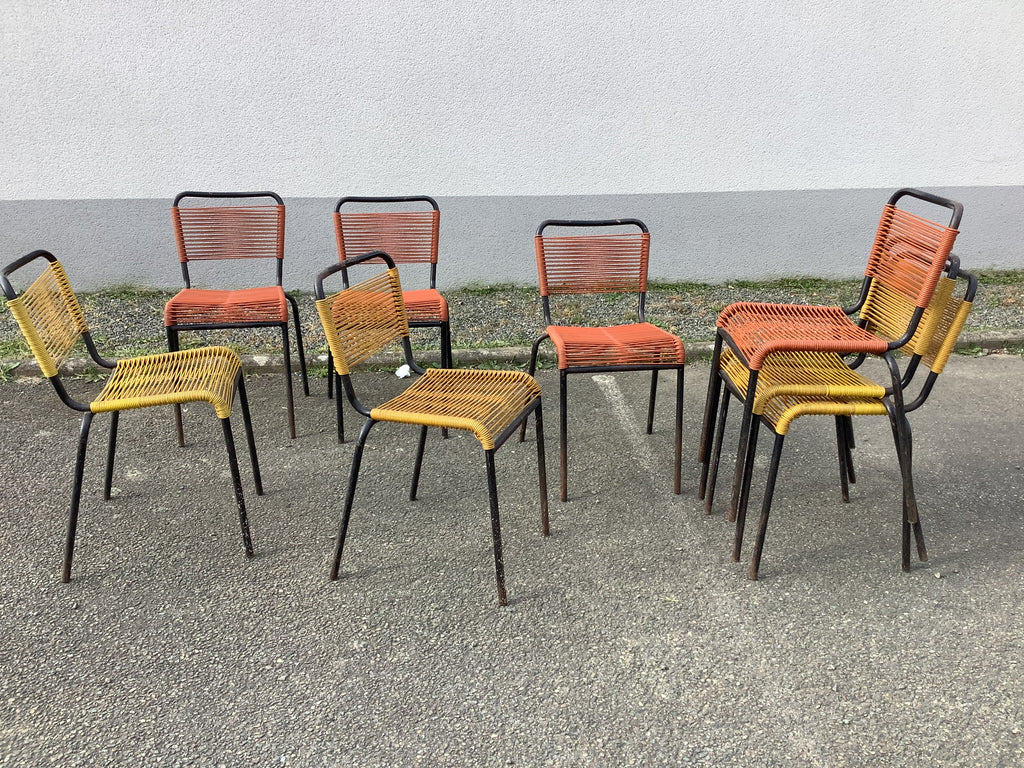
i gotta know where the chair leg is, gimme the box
[519,334,548,443]
[673,366,684,495]
[326,350,334,400]
[167,328,185,447]
[698,334,724,480]
[335,371,346,443]
[835,416,851,503]
[220,417,254,559]
[440,321,453,369]
[888,412,927,569]
[842,416,857,484]
[286,294,310,397]
[728,369,760,523]
[748,433,785,581]
[410,425,429,501]
[558,369,568,502]
[63,412,94,583]
[331,420,375,580]
[705,385,731,515]
[646,369,658,435]
[237,374,263,496]
[281,324,297,440]
[905,421,927,562]
[732,416,761,562]
[484,449,508,606]
[103,411,119,501]
[534,401,550,536]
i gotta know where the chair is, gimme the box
[165,191,309,441]
[329,196,451,434]
[314,250,548,606]
[1,250,262,582]
[522,219,685,501]
[698,189,963,528]
[704,264,975,579]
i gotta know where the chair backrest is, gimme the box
[334,196,440,288]
[172,191,286,287]
[534,219,651,324]
[857,189,961,344]
[314,251,412,376]
[2,251,90,379]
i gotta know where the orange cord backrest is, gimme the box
[335,211,440,265]
[535,232,650,297]
[172,204,285,263]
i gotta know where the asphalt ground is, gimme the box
[0,355,1022,766]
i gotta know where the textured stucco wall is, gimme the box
[2,1,1022,286]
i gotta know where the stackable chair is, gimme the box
[2,251,262,582]
[704,263,975,579]
[329,196,450,419]
[165,191,308,441]
[522,219,685,500]
[698,189,963,531]
[314,251,548,606]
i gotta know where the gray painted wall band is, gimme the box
[1,186,1020,292]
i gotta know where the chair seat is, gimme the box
[403,288,449,324]
[717,303,889,371]
[164,286,288,327]
[720,347,887,434]
[370,368,540,450]
[92,346,241,417]
[546,322,685,370]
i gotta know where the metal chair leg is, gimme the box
[835,416,851,503]
[732,416,761,562]
[167,328,185,447]
[842,415,857,484]
[484,449,508,606]
[646,369,658,435]
[103,411,119,501]
[335,371,346,443]
[331,420,375,580]
[441,321,453,369]
[673,366,684,495]
[519,334,547,443]
[220,417,254,559]
[410,425,429,501]
[728,369,760,523]
[698,334,724,474]
[326,350,334,400]
[286,294,310,397]
[559,370,568,502]
[63,412,94,583]
[534,402,550,536]
[281,324,296,439]
[705,386,731,515]
[748,433,785,581]
[237,374,263,496]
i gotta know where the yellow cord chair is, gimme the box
[704,264,975,579]
[315,251,549,606]
[2,251,262,582]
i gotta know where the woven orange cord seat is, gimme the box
[164,285,288,326]
[2,251,262,583]
[547,323,685,369]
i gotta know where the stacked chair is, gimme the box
[697,188,966,578]
[2,250,262,582]
[522,219,685,500]
[164,191,308,441]
[314,251,549,606]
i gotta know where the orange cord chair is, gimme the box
[165,191,308,441]
[698,189,963,531]
[522,219,685,501]
[2,251,262,582]
[329,196,450,433]
[704,264,975,579]
[314,250,548,606]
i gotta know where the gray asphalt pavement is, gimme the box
[0,356,1022,766]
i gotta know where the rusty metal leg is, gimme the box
[705,386,730,515]
[410,425,428,501]
[63,412,94,583]
[103,411,119,501]
[646,369,658,435]
[331,419,375,580]
[167,328,185,447]
[237,374,263,496]
[748,433,785,581]
[484,449,507,606]
[835,416,851,503]
[732,416,761,562]
[673,366,683,495]
[534,401,550,536]
[220,417,254,558]
[559,370,568,503]
[281,324,296,440]
[286,294,309,397]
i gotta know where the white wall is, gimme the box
[4,0,1023,200]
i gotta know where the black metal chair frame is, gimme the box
[522,219,684,501]
[167,191,309,442]
[316,251,549,606]
[2,250,262,583]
